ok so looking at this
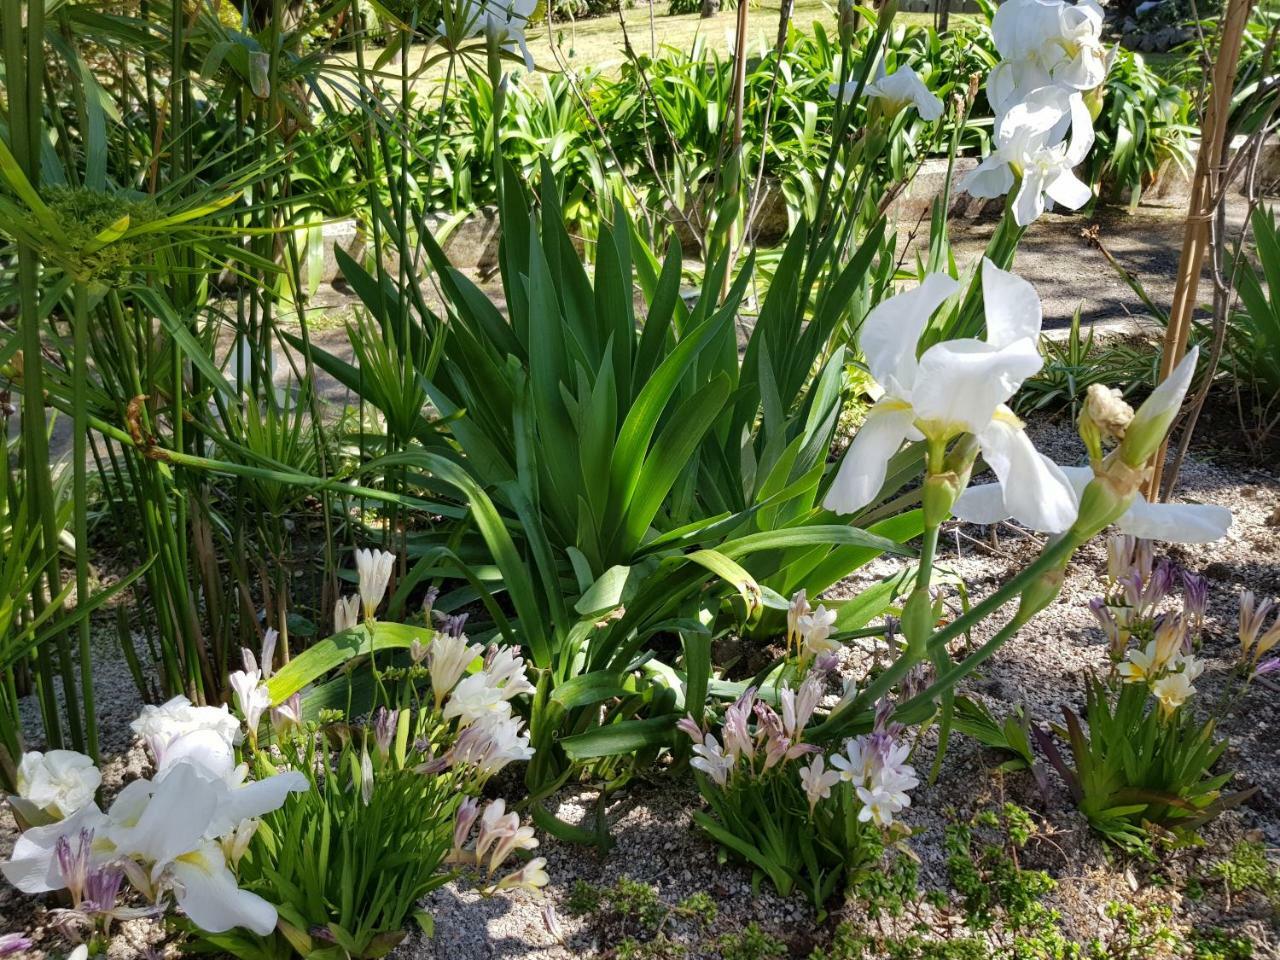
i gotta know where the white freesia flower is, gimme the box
[15,750,101,820]
[493,856,549,892]
[989,0,1108,115]
[483,645,537,699]
[690,734,734,787]
[228,662,271,736]
[355,548,395,621]
[450,713,535,776]
[1152,670,1197,714]
[798,755,841,812]
[824,261,1078,532]
[954,464,1232,543]
[797,604,838,659]
[443,672,511,726]
[960,85,1094,226]
[830,64,944,122]
[428,631,484,704]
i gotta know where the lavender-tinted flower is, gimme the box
[798,755,841,812]
[415,755,451,775]
[82,864,125,914]
[722,688,756,761]
[440,612,470,639]
[1253,657,1280,679]
[1119,573,1143,613]
[1239,591,1276,665]
[484,821,538,875]
[0,933,33,956]
[373,707,397,759]
[1146,559,1177,610]
[794,672,824,734]
[1105,533,1134,583]
[1133,539,1154,583]
[814,651,840,674]
[310,926,339,944]
[474,800,520,865]
[761,734,791,771]
[901,662,933,702]
[449,713,534,777]
[1089,597,1126,659]
[675,715,704,745]
[421,585,441,621]
[871,697,903,740]
[1182,571,1209,627]
[453,797,481,854]
[690,735,734,787]
[753,701,784,744]
[56,828,94,906]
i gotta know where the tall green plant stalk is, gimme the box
[3,0,85,750]
[71,284,98,758]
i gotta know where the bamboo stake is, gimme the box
[1147,0,1255,500]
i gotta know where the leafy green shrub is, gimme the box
[1086,48,1196,210]
[1034,675,1246,854]
[1231,207,1280,421]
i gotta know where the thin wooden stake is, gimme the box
[1147,0,1255,500]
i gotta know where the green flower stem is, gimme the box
[72,283,98,759]
[813,531,1080,741]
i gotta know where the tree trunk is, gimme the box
[935,0,951,33]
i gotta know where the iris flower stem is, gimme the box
[814,532,1079,741]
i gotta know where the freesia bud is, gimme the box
[222,818,260,867]
[373,707,397,760]
[334,595,359,633]
[1182,571,1208,627]
[271,692,303,738]
[354,548,395,622]
[0,934,34,957]
[453,797,481,854]
[359,748,374,806]
[260,628,279,680]
[675,715,704,745]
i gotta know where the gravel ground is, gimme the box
[8,419,1274,959]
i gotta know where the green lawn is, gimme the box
[352,5,978,87]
